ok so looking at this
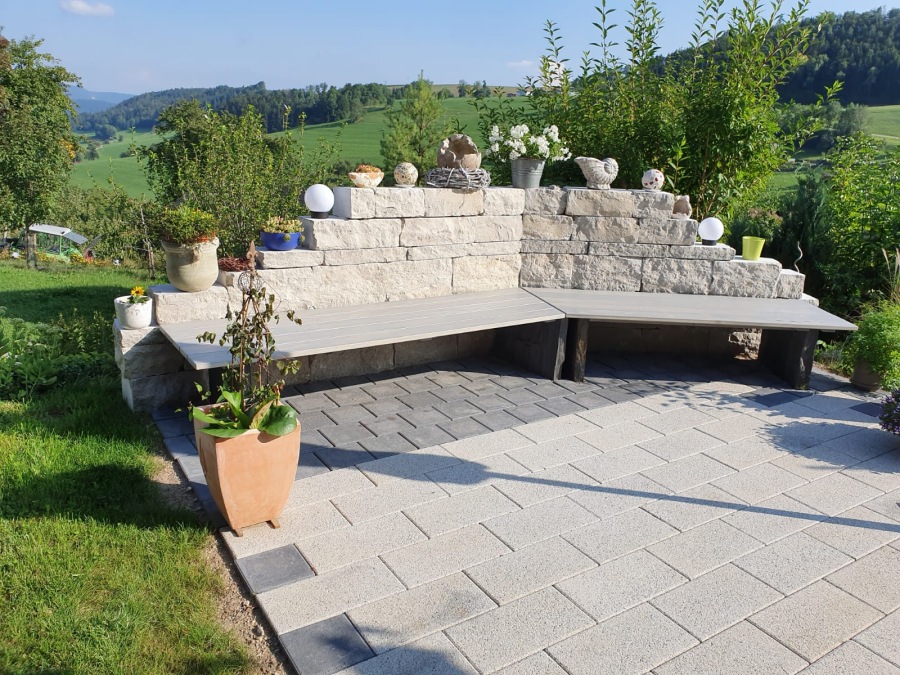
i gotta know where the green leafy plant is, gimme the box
[880,389,900,435]
[156,205,217,245]
[190,261,302,438]
[845,302,900,389]
[486,123,571,163]
[128,285,149,304]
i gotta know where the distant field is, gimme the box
[70,130,156,197]
[865,104,900,145]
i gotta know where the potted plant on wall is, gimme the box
[190,251,303,536]
[259,216,304,251]
[846,302,900,392]
[486,123,571,188]
[158,205,219,292]
[114,285,153,330]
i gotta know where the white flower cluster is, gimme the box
[486,124,571,162]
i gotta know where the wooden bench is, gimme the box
[526,288,857,389]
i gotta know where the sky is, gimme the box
[1,0,896,94]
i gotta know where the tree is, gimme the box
[94,123,117,141]
[0,34,79,266]
[458,80,467,97]
[381,74,449,179]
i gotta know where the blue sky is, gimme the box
[1,0,895,94]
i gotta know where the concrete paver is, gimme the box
[800,641,900,675]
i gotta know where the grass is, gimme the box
[866,104,900,146]
[71,131,157,199]
[0,259,249,673]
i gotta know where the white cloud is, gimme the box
[60,0,115,17]
[507,60,534,69]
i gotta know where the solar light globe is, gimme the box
[698,217,724,245]
[304,184,334,219]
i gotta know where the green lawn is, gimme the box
[0,260,249,673]
[866,104,900,146]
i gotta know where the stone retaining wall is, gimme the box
[117,186,808,410]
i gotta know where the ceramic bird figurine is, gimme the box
[672,195,692,219]
[575,157,619,190]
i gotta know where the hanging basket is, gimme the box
[424,167,491,192]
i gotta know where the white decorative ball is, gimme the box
[698,217,725,244]
[394,162,418,187]
[304,184,334,217]
[641,168,665,191]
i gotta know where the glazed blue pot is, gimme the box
[260,231,301,251]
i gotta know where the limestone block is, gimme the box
[333,186,376,219]
[776,269,806,299]
[573,216,640,243]
[565,188,635,217]
[642,258,713,294]
[522,214,576,241]
[114,321,167,352]
[633,190,675,218]
[309,345,394,381]
[521,240,587,254]
[520,253,574,288]
[324,247,408,266]
[524,187,567,215]
[302,217,402,251]
[122,370,208,412]
[374,187,426,218]
[150,284,228,324]
[217,270,240,287]
[572,255,643,291]
[467,241,521,256]
[710,257,782,298]
[464,216,523,244]
[458,329,494,357]
[117,341,185,378]
[452,254,522,293]
[638,218,698,245]
[423,188,483,217]
[483,187,525,216]
[256,248,324,269]
[394,335,459,368]
[668,243,735,261]
[407,241,520,260]
[588,243,668,258]
[400,216,521,247]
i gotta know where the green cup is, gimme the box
[742,236,765,261]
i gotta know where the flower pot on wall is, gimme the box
[511,158,545,189]
[114,296,153,329]
[260,231,301,251]
[742,236,765,261]
[162,237,219,292]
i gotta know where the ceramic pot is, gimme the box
[162,237,219,292]
[114,296,153,329]
[850,359,882,392]
[260,231,301,251]
[348,170,384,188]
[511,158,545,189]
[742,236,765,261]
[194,410,301,536]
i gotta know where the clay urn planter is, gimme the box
[157,206,220,293]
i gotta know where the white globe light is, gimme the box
[698,217,724,245]
[304,184,334,219]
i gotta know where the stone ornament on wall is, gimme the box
[437,134,482,170]
[672,195,692,219]
[394,162,418,188]
[642,169,665,191]
[575,157,619,190]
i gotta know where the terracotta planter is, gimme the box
[194,411,301,536]
[162,237,219,292]
[114,296,152,329]
[850,358,882,392]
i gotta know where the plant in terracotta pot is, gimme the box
[190,252,303,536]
[158,205,219,292]
[846,302,900,391]
[259,216,304,251]
[114,285,153,330]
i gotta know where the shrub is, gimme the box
[156,206,217,245]
[880,389,900,435]
[845,302,900,389]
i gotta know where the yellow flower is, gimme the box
[130,286,145,297]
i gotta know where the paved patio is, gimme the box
[158,354,900,675]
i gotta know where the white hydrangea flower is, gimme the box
[510,124,529,140]
[509,150,521,160]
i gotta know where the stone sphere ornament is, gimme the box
[437,134,482,170]
[394,162,418,188]
[642,169,665,191]
[698,217,725,245]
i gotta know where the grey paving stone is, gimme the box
[827,546,900,613]
[564,391,614,412]
[649,519,763,579]
[845,451,900,493]
[802,641,900,675]
[637,428,724,462]
[640,406,717,435]
[498,387,546,406]
[860,488,900,523]
[357,432,417,458]
[573,444,665,484]
[468,393,512,412]
[297,452,331,479]
[651,564,784,640]
[507,435,602,473]
[750,581,883,662]
[396,407,452,428]
[794,391,866,415]
[642,453,735,494]
[643,483,746,531]
[494,463,599,508]
[787,473,884,516]
[564,507,678,564]
[556,549,687,622]
[432,398,483,420]
[173,448,203,479]
[398,390,445,410]
[187,477,211,502]
[156,415,194,439]
[535,396,588,417]
[359,381,408,399]
[576,400,657,427]
[465,536,596,605]
[294,381,338,395]
[299,409,337,433]
[822,428,900,462]
[853,611,900,668]
[285,466,375,509]
[332,375,372,389]
[361,397,412,417]
[548,602,697,675]
[280,613,374,675]
[526,381,573,400]
[697,413,769,443]
[577,420,662,453]
[442,428,533,461]
[287,392,338,413]
[380,523,509,588]
[319,423,375,447]
[494,652,567,675]
[734,531,852,594]
[163,433,196,459]
[446,587,594,673]
[333,630,478,675]
[356,446,460,485]
[404,485,519,537]
[326,388,376,407]
[324,405,375,426]
[397,364,437,377]
[332,477,447,524]
[348,573,496,654]
[722,494,827,544]
[258,558,406,634]
[235,544,314,594]
[471,409,523,432]
[712,461,806,504]
[654,620,808,675]
[597,386,642,404]
[396,374,439,393]
[743,388,807,408]
[359,415,414,437]
[568,473,673,520]
[484,495,598,550]
[806,505,900,559]
[427,452,530,497]
[461,379,505,397]
[438,416,491,441]
[296,511,426,574]
[508,403,558,424]
[315,445,375,471]
[151,405,180,421]
[399,424,455,449]
[493,375,533,391]
[426,371,472,388]
[704,436,787,470]
[432,385,473,402]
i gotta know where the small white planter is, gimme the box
[114,296,153,330]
